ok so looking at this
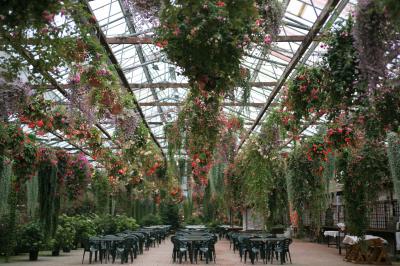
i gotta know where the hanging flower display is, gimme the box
[286,66,328,123]
[157,0,282,95]
[66,153,92,200]
[325,124,355,150]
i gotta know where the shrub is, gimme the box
[139,214,162,227]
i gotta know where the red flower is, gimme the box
[28,122,36,129]
[36,120,44,128]
[216,1,226,7]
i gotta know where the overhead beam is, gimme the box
[41,81,277,91]
[0,30,114,143]
[85,1,167,162]
[117,0,168,126]
[140,102,278,107]
[106,35,321,45]
[130,81,277,89]
[237,0,341,151]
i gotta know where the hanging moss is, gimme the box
[287,142,328,238]
[38,148,59,239]
[26,175,39,219]
[92,170,111,215]
[339,141,389,236]
[387,132,400,199]
[0,158,11,216]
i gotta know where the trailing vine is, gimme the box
[37,147,59,238]
[338,141,390,236]
[387,132,400,199]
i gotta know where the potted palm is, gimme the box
[20,222,43,261]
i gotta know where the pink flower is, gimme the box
[264,34,272,45]
[173,27,180,36]
[96,68,109,76]
[255,19,263,27]
[216,1,226,7]
[70,73,81,84]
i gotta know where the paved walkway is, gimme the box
[1,238,399,265]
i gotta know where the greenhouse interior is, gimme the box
[0,0,399,265]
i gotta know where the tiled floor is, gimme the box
[1,238,398,265]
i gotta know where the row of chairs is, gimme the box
[228,232,292,264]
[82,227,170,264]
[171,230,218,264]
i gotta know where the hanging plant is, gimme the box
[339,141,390,236]
[287,66,328,123]
[157,0,282,94]
[37,147,59,238]
[323,17,361,118]
[387,132,400,199]
[126,0,162,21]
[353,0,399,91]
[0,77,32,120]
[287,142,328,238]
[325,123,355,150]
[13,141,38,185]
[66,153,91,201]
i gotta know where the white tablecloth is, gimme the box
[324,231,339,238]
[342,235,388,245]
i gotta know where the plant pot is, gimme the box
[52,249,60,256]
[29,250,39,261]
[110,103,123,115]
[62,247,71,253]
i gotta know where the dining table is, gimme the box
[178,236,213,263]
[249,237,287,263]
[89,236,125,263]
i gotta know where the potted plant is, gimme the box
[49,238,60,256]
[20,222,43,261]
[55,223,76,253]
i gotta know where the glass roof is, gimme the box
[78,0,358,154]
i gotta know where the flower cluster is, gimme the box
[287,66,327,123]
[325,125,355,149]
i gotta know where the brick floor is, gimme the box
[1,238,399,265]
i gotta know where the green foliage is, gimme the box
[323,17,360,118]
[184,216,203,226]
[158,0,262,93]
[54,217,76,250]
[287,139,328,237]
[339,141,389,236]
[0,158,11,216]
[159,202,180,229]
[0,0,61,28]
[140,213,162,227]
[37,148,59,239]
[91,170,111,215]
[19,222,44,252]
[94,214,139,234]
[387,132,400,199]
[287,66,327,124]
[26,175,39,219]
